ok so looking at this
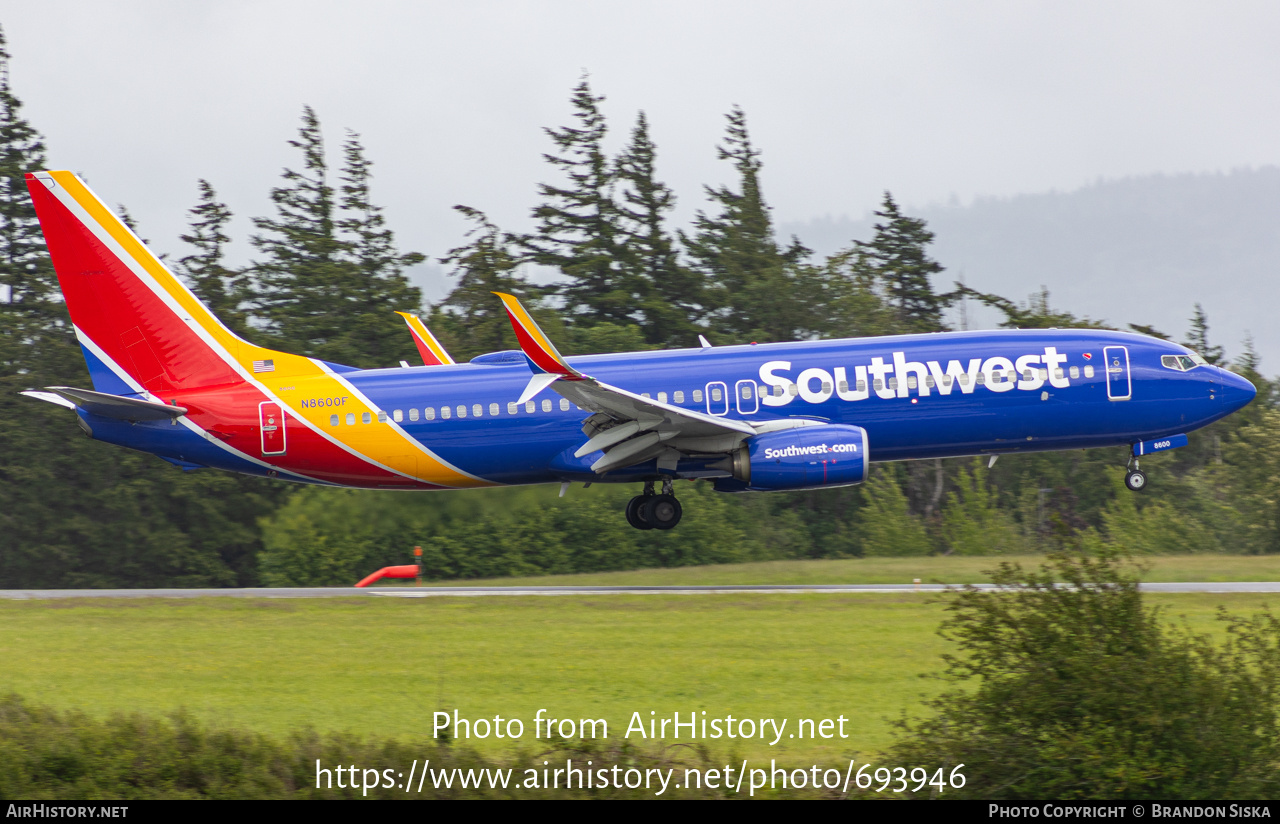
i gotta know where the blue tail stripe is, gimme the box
[79,343,140,396]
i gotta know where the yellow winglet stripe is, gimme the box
[492,292,575,373]
[396,311,455,365]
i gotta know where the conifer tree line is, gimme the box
[0,32,1276,588]
[431,80,940,359]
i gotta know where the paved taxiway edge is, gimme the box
[2,582,1279,599]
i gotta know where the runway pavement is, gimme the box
[2,582,1279,599]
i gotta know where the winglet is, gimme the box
[492,293,582,379]
[395,311,455,366]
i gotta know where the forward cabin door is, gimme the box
[1103,346,1132,401]
[259,401,287,455]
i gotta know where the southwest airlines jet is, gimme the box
[20,171,1257,530]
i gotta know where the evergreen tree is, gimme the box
[857,467,933,556]
[522,78,635,328]
[431,206,528,360]
[1230,335,1273,416]
[250,106,345,357]
[177,180,248,335]
[856,192,947,333]
[941,460,1022,555]
[1237,334,1262,377]
[809,246,896,339]
[615,112,700,347]
[0,22,78,585]
[0,26,280,588]
[953,284,1107,330]
[333,130,425,366]
[1128,322,1172,340]
[1214,404,1280,555]
[1184,303,1226,364]
[250,109,422,367]
[683,106,812,343]
[0,29,54,322]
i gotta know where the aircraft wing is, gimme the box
[493,293,753,474]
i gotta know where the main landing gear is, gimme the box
[1124,457,1147,492]
[625,479,683,530]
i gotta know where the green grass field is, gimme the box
[2,554,1276,761]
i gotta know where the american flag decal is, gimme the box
[253,359,275,373]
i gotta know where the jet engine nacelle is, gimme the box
[719,424,869,492]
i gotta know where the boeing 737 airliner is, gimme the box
[20,171,1256,530]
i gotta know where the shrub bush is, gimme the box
[889,551,1280,799]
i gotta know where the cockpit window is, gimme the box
[1161,353,1208,371]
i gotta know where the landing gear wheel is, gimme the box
[642,494,683,530]
[1124,470,1147,492]
[625,495,654,530]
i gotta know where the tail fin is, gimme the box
[26,170,266,394]
[25,171,491,491]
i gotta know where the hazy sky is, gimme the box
[7,2,1280,301]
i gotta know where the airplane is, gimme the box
[19,170,1258,531]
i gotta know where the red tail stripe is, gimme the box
[506,316,569,374]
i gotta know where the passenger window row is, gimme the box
[329,396,579,426]
[643,389,700,402]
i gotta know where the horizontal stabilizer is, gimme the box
[37,386,187,421]
[19,390,77,410]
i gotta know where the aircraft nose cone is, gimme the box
[1219,368,1257,412]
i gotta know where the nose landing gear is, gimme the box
[625,479,683,530]
[1124,457,1147,492]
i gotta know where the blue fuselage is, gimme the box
[319,328,1254,486]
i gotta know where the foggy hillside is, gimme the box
[780,168,1280,370]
